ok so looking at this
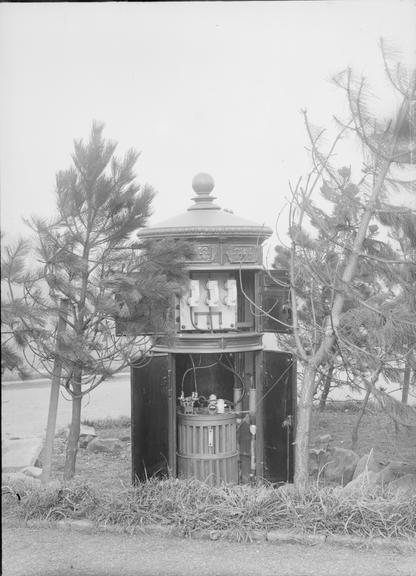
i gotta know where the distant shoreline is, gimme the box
[1,371,130,386]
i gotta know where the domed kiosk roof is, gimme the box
[137,173,273,241]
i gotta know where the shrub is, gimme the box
[81,416,131,430]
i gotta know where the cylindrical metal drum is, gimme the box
[177,412,238,485]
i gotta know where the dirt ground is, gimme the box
[46,407,416,489]
[312,407,416,463]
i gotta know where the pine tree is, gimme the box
[273,169,391,407]
[279,44,415,491]
[1,236,46,377]
[13,122,192,479]
[373,211,416,403]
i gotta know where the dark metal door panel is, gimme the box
[262,351,296,483]
[259,270,292,333]
[131,354,170,482]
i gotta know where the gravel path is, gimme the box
[3,523,416,576]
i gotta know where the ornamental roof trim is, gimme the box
[136,173,273,242]
[138,225,272,239]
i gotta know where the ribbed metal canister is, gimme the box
[177,412,238,485]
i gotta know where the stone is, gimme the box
[344,459,416,494]
[315,434,332,446]
[309,448,328,477]
[322,447,360,486]
[62,519,95,532]
[387,474,416,494]
[2,471,42,489]
[342,470,380,494]
[379,461,416,485]
[43,479,61,491]
[86,437,122,453]
[79,435,96,449]
[309,435,333,477]
[22,466,43,478]
[80,424,96,438]
[352,451,383,480]
[3,472,61,492]
[64,424,97,448]
[64,424,96,438]
[277,483,297,497]
[2,471,27,483]
[2,437,43,473]
[79,425,96,448]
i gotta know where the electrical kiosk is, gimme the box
[130,173,296,485]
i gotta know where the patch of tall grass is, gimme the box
[3,477,415,540]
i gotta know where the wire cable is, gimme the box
[180,358,218,396]
[216,353,247,404]
[189,354,197,396]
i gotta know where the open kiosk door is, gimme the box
[261,351,296,483]
[131,354,174,482]
[258,269,292,333]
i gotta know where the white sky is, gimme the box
[1,1,415,261]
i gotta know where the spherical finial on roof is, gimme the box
[192,172,215,195]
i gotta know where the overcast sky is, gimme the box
[1,1,415,263]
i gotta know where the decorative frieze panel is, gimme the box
[191,244,219,263]
[186,242,262,268]
[224,245,260,264]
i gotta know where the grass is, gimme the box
[3,477,416,541]
[3,406,416,542]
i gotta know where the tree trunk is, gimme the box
[351,387,371,451]
[319,363,334,410]
[41,299,69,484]
[402,356,411,404]
[63,369,82,481]
[294,363,317,492]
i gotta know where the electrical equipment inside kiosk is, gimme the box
[180,274,238,331]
